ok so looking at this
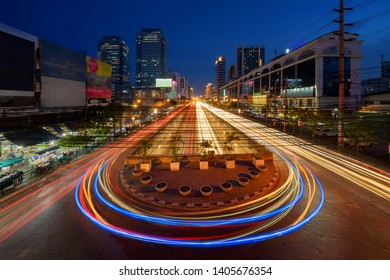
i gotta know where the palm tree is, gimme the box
[224,132,239,159]
[140,137,152,162]
[199,139,213,160]
[169,134,183,162]
[254,143,267,159]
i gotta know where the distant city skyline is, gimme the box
[1,0,390,95]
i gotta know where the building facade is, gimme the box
[167,71,181,98]
[136,28,167,87]
[236,45,265,78]
[381,59,390,78]
[215,56,226,99]
[228,64,237,83]
[222,32,363,112]
[0,23,38,107]
[361,59,390,112]
[180,76,188,98]
[204,83,213,99]
[98,36,130,98]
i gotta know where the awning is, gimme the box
[0,157,23,169]
[2,127,58,146]
[64,122,78,132]
[49,124,65,135]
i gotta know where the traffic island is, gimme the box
[119,159,282,210]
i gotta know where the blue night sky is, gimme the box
[1,0,390,95]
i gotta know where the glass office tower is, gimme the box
[136,28,167,87]
[236,45,265,78]
[98,36,130,96]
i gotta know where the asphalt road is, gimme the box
[0,103,389,260]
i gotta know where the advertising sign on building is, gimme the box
[86,56,112,99]
[156,78,172,88]
[0,24,37,106]
[40,39,86,107]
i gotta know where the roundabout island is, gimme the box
[119,159,279,211]
[75,150,325,247]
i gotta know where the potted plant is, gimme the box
[169,134,183,171]
[258,165,268,172]
[200,185,213,197]
[238,177,249,186]
[249,170,260,179]
[223,132,239,169]
[140,137,152,172]
[155,182,168,192]
[199,139,213,170]
[179,185,192,196]
[140,175,152,185]
[253,143,267,168]
[132,168,143,177]
[220,181,233,192]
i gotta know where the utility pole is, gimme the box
[283,78,288,133]
[335,0,352,149]
[273,80,277,127]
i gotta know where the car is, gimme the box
[343,137,375,147]
[253,113,265,119]
[314,128,337,137]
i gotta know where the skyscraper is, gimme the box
[136,28,167,87]
[98,36,130,97]
[180,76,188,98]
[236,45,265,78]
[215,56,226,98]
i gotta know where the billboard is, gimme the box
[0,25,36,106]
[40,39,86,108]
[86,56,112,99]
[41,39,86,81]
[156,78,172,88]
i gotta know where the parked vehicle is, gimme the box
[314,128,337,137]
[343,137,375,147]
[0,170,23,194]
[253,113,265,119]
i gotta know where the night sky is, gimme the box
[1,0,390,95]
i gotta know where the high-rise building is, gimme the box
[215,56,226,98]
[98,36,130,97]
[228,64,237,82]
[236,45,265,78]
[205,83,213,99]
[136,28,167,87]
[180,76,188,98]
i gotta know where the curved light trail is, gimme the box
[74,102,325,247]
[75,156,324,247]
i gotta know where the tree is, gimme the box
[199,139,213,160]
[57,135,87,149]
[345,120,378,152]
[169,134,183,162]
[140,137,152,161]
[224,132,240,158]
[301,109,331,138]
[253,143,268,159]
[287,107,304,134]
